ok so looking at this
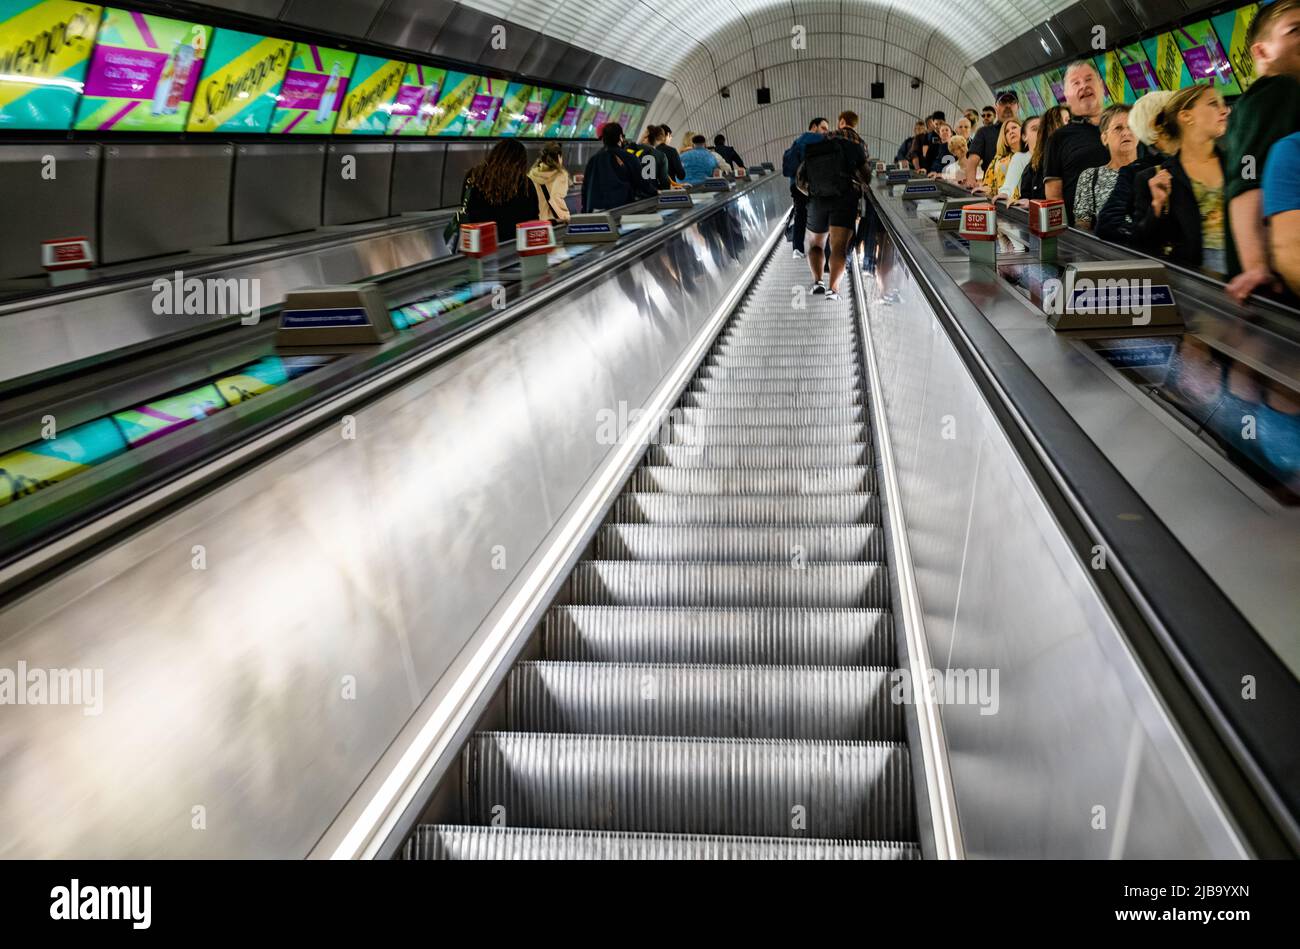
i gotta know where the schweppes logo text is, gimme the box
[339,62,402,128]
[0,5,98,78]
[192,42,290,126]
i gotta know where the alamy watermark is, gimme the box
[891,667,1000,716]
[1042,273,1158,326]
[152,271,261,325]
[0,661,103,716]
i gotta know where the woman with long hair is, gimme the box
[1014,105,1069,206]
[528,142,571,223]
[1132,85,1231,275]
[996,115,1040,204]
[461,139,537,239]
[977,119,1023,195]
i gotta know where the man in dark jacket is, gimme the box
[582,123,641,212]
[785,116,829,259]
[712,134,745,173]
[659,125,687,181]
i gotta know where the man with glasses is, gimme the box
[965,91,1020,187]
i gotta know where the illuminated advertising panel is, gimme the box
[1143,31,1193,90]
[1173,19,1242,96]
[427,70,475,136]
[574,95,608,138]
[493,82,551,136]
[539,89,575,138]
[460,75,503,136]
[1095,51,1137,105]
[1045,69,1065,105]
[333,53,403,134]
[74,6,211,131]
[387,62,445,136]
[184,27,290,133]
[112,384,225,446]
[0,417,126,508]
[268,42,355,134]
[1117,42,1161,96]
[0,0,102,130]
[1213,4,1260,92]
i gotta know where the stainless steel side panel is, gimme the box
[323,143,396,226]
[0,145,101,281]
[0,179,788,857]
[232,143,327,242]
[865,228,1245,858]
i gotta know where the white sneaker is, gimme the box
[824,290,842,301]
[792,249,805,259]
[812,281,826,295]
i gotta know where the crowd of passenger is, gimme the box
[891,0,1299,302]
[449,0,1298,305]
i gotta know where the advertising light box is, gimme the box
[493,82,551,136]
[0,0,103,130]
[1174,19,1242,96]
[1095,51,1137,105]
[333,53,403,134]
[540,89,577,138]
[461,75,504,136]
[1214,4,1260,92]
[269,42,355,134]
[74,7,211,131]
[574,95,608,138]
[1143,31,1193,90]
[185,27,290,133]
[387,62,445,136]
[1117,42,1161,97]
[427,70,476,136]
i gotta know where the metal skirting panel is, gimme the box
[391,143,448,215]
[323,143,396,226]
[0,145,101,281]
[0,178,789,857]
[863,226,1244,858]
[100,144,234,265]
[231,143,327,243]
[440,143,490,208]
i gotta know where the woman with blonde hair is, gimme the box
[930,135,969,183]
[528,142,571,223]
[1131,84,1231,274]
[977,119,1023,195]
[1096,90,1178,243]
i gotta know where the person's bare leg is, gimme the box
[806,232,827,285]
[827,225,853,292]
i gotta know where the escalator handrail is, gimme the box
[865,182,1300,857]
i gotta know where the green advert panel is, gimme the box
[268,42,356,134]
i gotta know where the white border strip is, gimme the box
[327,219,790,860]
[851,255,965,859]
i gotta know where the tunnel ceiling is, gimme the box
[459,0,1078,168]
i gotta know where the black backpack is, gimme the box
[802,138,858,199]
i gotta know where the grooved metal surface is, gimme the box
[406,825,920,860]
[416,247,919,859]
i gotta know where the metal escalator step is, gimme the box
[714,343,858,356]
[709,354,859,369]
[461,732,914,840]
[669,423,869,446]
[644,444,870,468]
[592,524,885,561]
[691,376,862,394]
[721,326,855,338]
[699,365,860,381]
[506,662,903,741]
[674,407,866,427]
[560,561,889,608]
[626,466,874,495]
[404,825,920,860]
[682,391,862,409]
[541,606,896,666]
[610,493,880,525]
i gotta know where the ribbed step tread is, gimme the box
[645,444,870,468]
[541,606,896,665]
[709,354,859,369]
[405,825,920,860]
[561,561,889,608]
[682,390,863,409]
[462,732,914,840]
[626,466,874,495]
[610,493,880,525]
[592,524,885,562]
[670,423,869,446]
[691,377,863,394]
[507,662,903,740]
[699,365,860,381]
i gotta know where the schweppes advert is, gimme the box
[1213,4,1259,92]
[427,70,476,136]
[333,53,404,135]
[0,0,103,130]
[185,28,291,133]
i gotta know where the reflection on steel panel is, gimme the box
[231,143,327,243]
[391,144,447,215]
[323,143,396,226]
[367,0,455,50]
[100,144,234,265]
[440,143,490,209]
[278,0,387,36]
[0,145,100,280]
[0,178,790,857]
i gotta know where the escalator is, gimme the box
[405,246,922,859]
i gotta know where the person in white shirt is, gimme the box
[997,115,1041,203]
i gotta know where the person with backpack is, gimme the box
[622,128,666,198]
[582,122,641,212]
[784,116,830,259]
[796,111,870,301]
[659,124,687,182]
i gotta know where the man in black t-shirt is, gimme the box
[1045,60,1109,225]
[965,91,1019,184]
[797,111,870,300]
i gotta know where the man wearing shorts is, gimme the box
[797,111,870,301]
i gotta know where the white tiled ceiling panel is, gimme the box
[458,0,1076,166]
